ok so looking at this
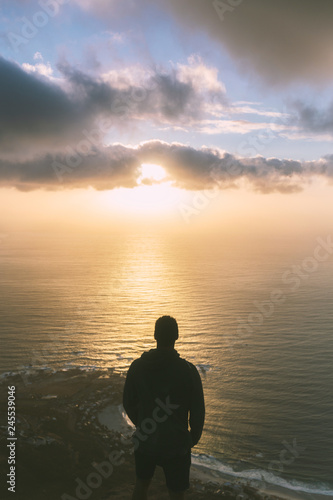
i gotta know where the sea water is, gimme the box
[0,231,332,497]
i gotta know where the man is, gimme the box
[123,316,205,500]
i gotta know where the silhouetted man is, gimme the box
[123,316,205,500]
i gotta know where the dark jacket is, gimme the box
[123,348,205,457]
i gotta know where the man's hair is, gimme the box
[154,316,178,347]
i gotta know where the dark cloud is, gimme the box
[0,57,225,156]
[154,0,333,86]
[0,140,330,193]
[0,57,86,151]
[291,100,333,135]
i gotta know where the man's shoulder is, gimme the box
[178,357,199,375]
[127,357,143,372]
[127,353,199,375]
[178,356,194,368]
[131,356,143,366]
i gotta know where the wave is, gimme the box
[0,363,111,381]
[192,453,333,497]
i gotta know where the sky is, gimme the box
[1,0,333,235]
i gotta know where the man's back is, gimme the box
[123,348,205,457]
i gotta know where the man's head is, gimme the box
[154,316,178,348]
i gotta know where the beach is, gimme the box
[0,368,328,500]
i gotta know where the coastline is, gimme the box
[190,462,330,500]
[0,367,331,500]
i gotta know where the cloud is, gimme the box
[21,61,53,77]
[291,100,333,135]
[0,57,90,155]
[0,140,331,193]
[150,0,333,86]
[195,119,287,135]
[9,1,333,86]
[61,0,333,86]
[0,56,227,156]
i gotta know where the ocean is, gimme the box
[0,231,332,497]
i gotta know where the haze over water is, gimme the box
[1,231,332,496]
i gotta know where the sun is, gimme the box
[99,163,186,216]
[139,163,168,183]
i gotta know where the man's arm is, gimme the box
[123,362,139,426]
[188,364,205,447]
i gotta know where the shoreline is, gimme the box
[190,463,330,500]
[0,367,331,500]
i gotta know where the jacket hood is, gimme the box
[140,348,180,370]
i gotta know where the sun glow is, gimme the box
[99,163,186,216]
[139,163,168,183]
